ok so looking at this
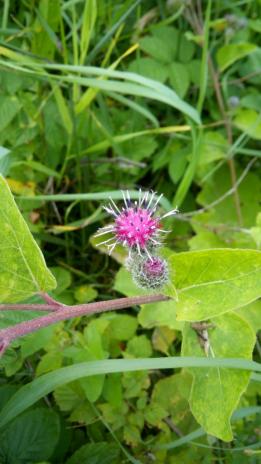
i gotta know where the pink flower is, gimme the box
[95,190,178,259]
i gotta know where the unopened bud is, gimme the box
[130,256,169,290]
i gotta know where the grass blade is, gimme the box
[0,356,259,428]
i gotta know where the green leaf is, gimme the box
[54,383,85,412]
[139,32,177,63]
[31,0,61,60]
[197,131,227,166]
[190,166,260,250]
[108,314,138,341]
[0,96,21,131]
[249,19,261,32]
[126,335,152,358]
[80,324,108,402]
[103,373,122,408]
[182,313,256,441]
[156,406,261,450]
[49,266,71,295]
[0,356,259,428]
[128,57,168,83]
[216,42,257,72]
[0,385,19,411]
[237,300,261,332]
[197,165,260,228]
[186,59,202,86]
[74,285,97,303]
[52,85,73,135]
[0,408,60,464]
[168,62,190,98]
[168,143,188,184]
[144,403,167,427]
[0,175,56,302]
[178,35,195,63]
[167,249,261,321]
[123,370,150,399]
[233,109,261,140]
[20,325,58,358]
[66,442,120,464]
[80,0,97,64]
[152,326,177,355]
[138,300,183,331]
[120,135,158,161]
[36,351,63,376]
[114,267,147,297]
[241,94,261,112]
[151,26,179,59]
[150,372,191,427]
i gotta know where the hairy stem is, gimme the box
[0,294,169,356]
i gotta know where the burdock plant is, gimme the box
[95,190,178,290]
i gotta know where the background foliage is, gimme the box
[0,0,260,463]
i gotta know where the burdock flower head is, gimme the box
[95,190,178,290]
[130,255,169,290]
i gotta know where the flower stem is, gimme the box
[0,294,169,356]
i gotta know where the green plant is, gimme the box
[0,1,260,462]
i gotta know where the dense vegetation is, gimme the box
[0,1,260,463]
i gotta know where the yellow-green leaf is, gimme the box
[182,313,255,441]
[167,249,261,321]
[217,42,257,72]
[233,109,261,140]
[0,175,56,302]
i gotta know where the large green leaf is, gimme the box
[0,407,60,464]
[0,175,56,302]
[167,249,261,321]
[182,313,256,441]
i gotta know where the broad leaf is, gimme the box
[0,175,56,302]
[0,407,60,464]
[182,313,255,441]
[237,299,261,332]
[167,249,261,321]
[217,42,257,72]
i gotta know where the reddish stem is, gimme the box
[0,304,60,311]
[0,294,169,356]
